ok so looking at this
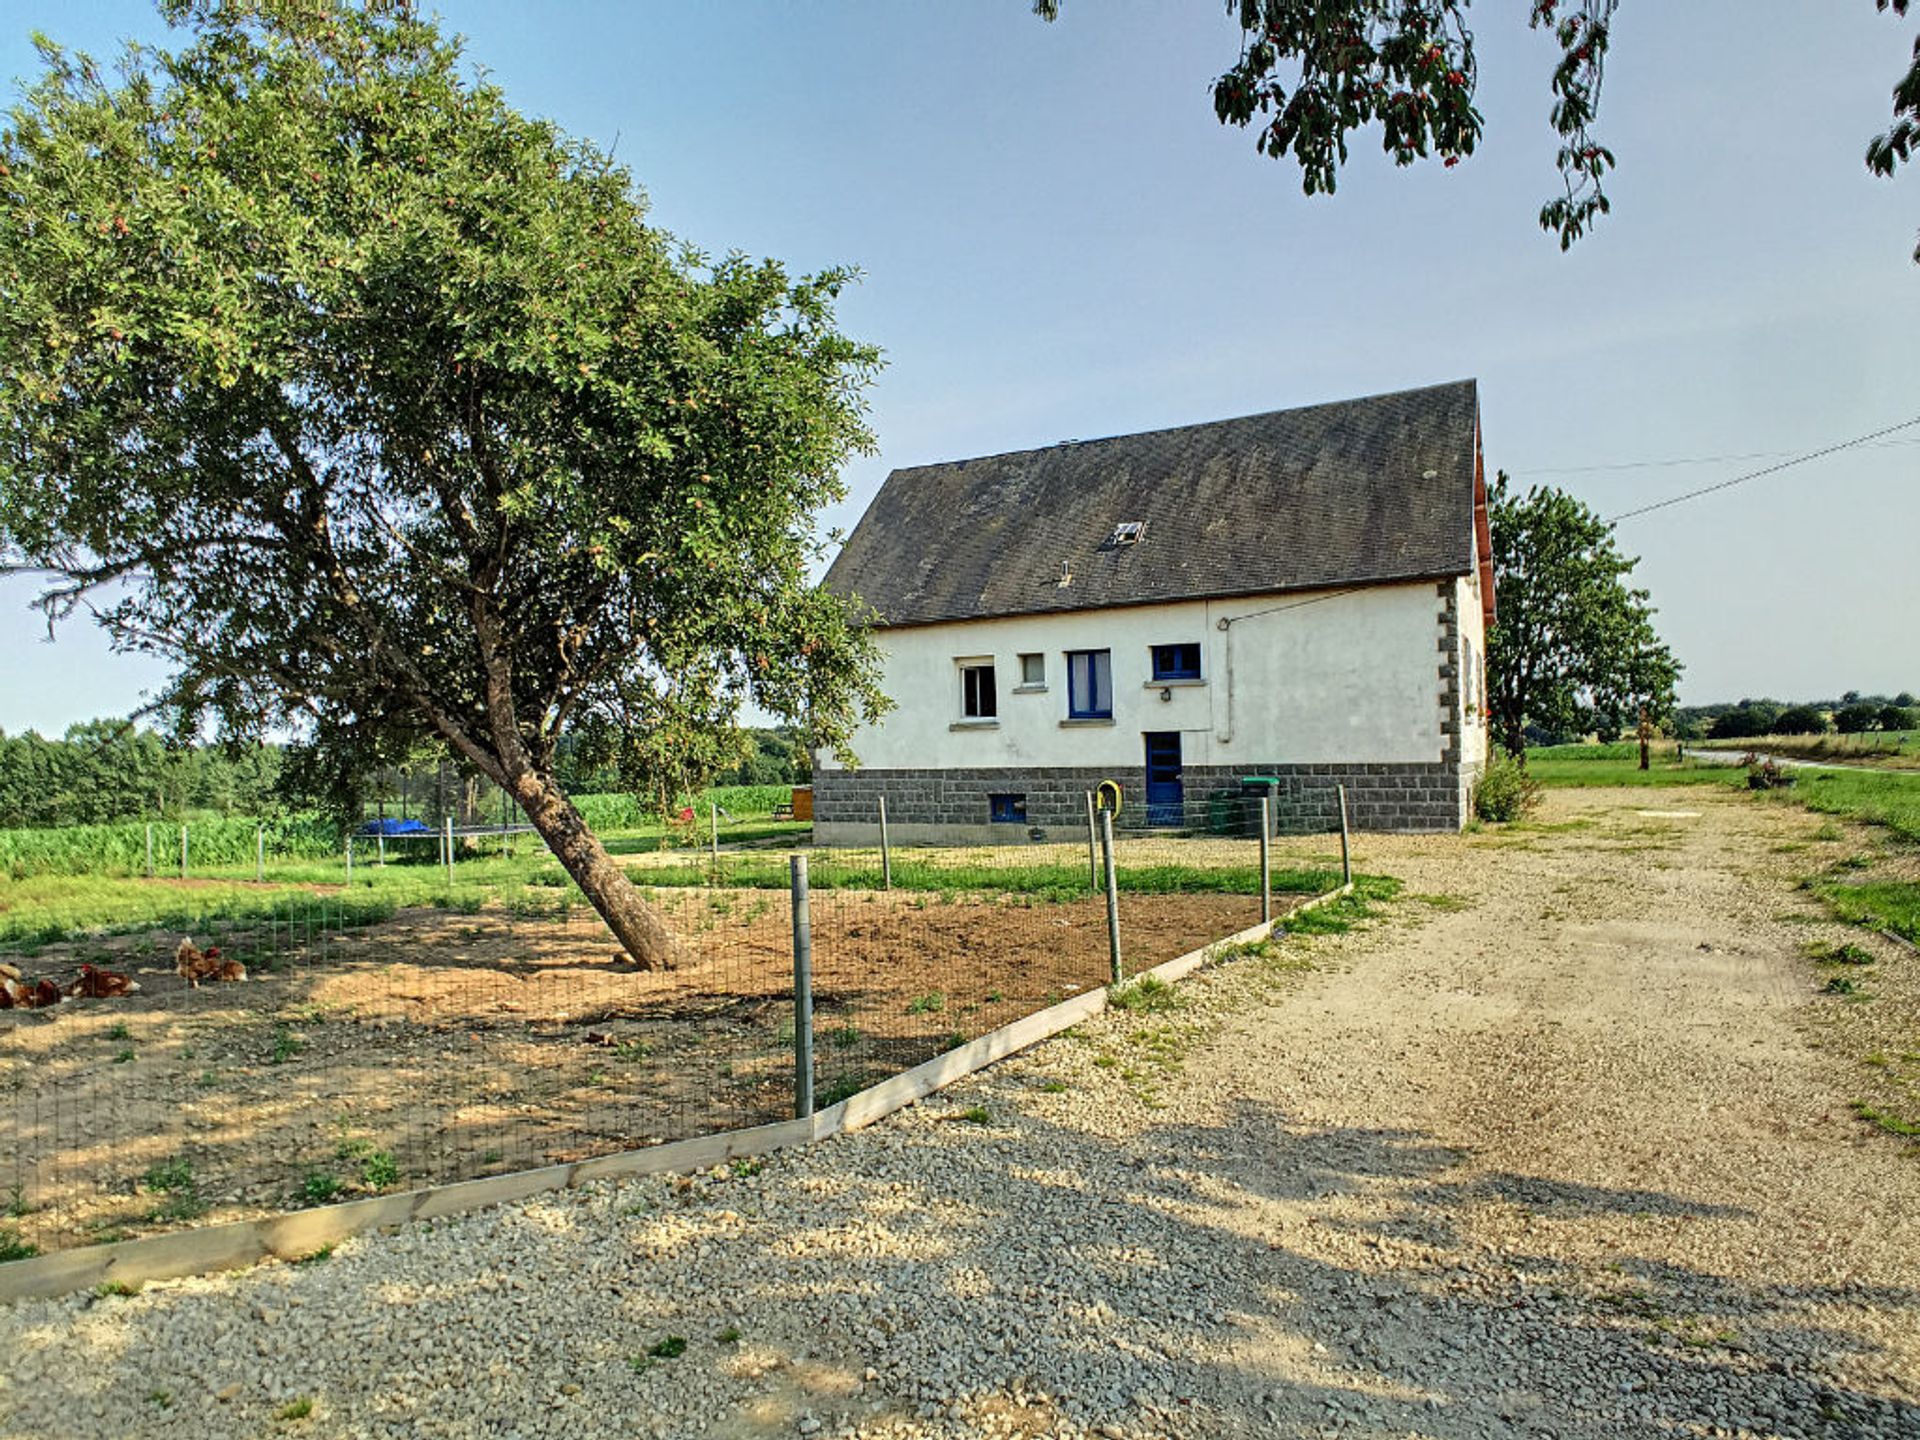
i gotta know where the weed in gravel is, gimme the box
[729,1157,763,1179]
[361,1151,399,1190]
[647,1335,688,1360]
[716,1325,742,1344]
[105,1021,131,1041]
[958,1106,990,1125]
[828,1024,862,1049]
[613,1039,651,1062]
[1411,893,1470,911]
[0,1227,39,1262]
[1038,1079,1068,1094]
[111,1046,135,1064]
[942,1030,967,1051]
[1804,940,1876,966]
[1823,975,1859,995]
[1093,1053,1118,1069]
[292,1244,333,1267]
[906,990,946,1015]
[268,1025,304,1065]
[3,1185,29,1219]
[95,1281,139,1298]
[1851,1101,1920,1138]
[142,1156,194,1194]
[1109,975,1180,1012]
[274,1397,314,1422]
[146,1390,172,1408]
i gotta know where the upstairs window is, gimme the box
[1018,652,1046,687]
[1151,643,1202,681]
[959,660,997,719]
[1066,649,1112,719]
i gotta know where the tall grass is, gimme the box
[0,816,343,880]
[0,784,798,880]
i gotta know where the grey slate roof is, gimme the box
[825,379,1481,628]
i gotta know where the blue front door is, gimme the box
[1143,732,1183,827]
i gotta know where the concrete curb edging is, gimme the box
[0,882,1354,1303]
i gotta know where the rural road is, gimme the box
[2,786,1917,1440]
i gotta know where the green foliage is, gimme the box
[1038,0,1620,251]
[1485,473,1680,757]
[1108,975,1180,1012]
[0,813,341,880]
[361,1151,400,1190]
[1774,705,1831,736]
[1039,2,1920,265]
[0,0,888,964]
[0,720,285,829]
[1474,752,1541,822]
[298,1172,342,1207]
[0,1226,39,1263]
[646,1335,688,1360]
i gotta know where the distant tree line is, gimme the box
[1675,693,1918,741]
[0,719,813,832]
[0,721,283,828]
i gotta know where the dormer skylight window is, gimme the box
[1106,521,1145,548]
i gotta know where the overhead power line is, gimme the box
[1607,414,1920,523]
[1517,436,1920,477]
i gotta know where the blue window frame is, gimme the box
[1066,649,1112,719]
[988,793,1027,823]
[1151,643,1202,681]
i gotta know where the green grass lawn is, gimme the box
[0,813,808,953]
[1525,743,1920,940]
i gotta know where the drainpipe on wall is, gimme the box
[1214,614,1235,746]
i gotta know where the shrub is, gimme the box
[1834,703,1882,734]
[1474,754,1540,822]
[1878,705,1916,734]
[1773,705,1830,736]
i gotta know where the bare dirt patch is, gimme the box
[0,885,1259,1252]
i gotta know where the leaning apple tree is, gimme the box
[0,0,889,969]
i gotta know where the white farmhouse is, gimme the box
[814,380,1494,842]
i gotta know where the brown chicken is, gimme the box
[26,979,63,1009]
[175,939,244,986]
[0,978,25,1009]
[66,964,140,999]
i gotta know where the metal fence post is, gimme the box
[709,801,720,874]
[180,824,188,880]
[377,832,386,867]
[790,854,815,1119]
[443,815,454,886]
[1337,783,1352,887]
[878,794,892,890]
[256,825,266,883]
[345,835,353,884]
[1098,806,1122,985]
[145,823,154,879]
[1259,796,1272,923]
[1085,790,1099,892]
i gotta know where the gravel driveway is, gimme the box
[3,785,1916,1440]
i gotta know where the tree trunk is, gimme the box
[506,767,684,971]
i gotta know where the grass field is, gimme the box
[1526,743,1920,940]
[1694,730,1920,771]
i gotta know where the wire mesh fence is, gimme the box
[0,786,1347,1258]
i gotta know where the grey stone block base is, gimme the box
[813,758,1471,841]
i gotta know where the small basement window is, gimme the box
[959,659,997,719]
[1019,652,1046,686]
[989,793,1027,824]
[1151,643,1202,681]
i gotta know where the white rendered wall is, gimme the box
[821,580,1455,773]
[1456,568,1490,769]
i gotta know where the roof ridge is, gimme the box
[884,378,1477,477]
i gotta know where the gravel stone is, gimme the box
[1,786,1916,1439]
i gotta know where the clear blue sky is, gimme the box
[2,1,1915,734]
